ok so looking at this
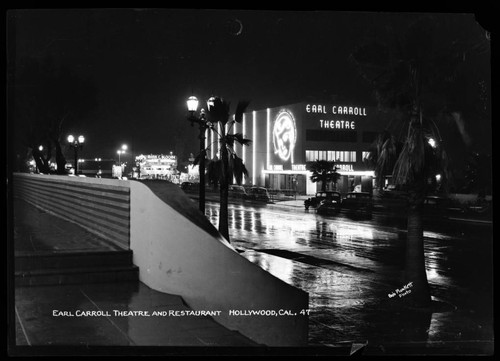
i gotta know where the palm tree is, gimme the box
[350,14,485,308]
[306,160,341,192]
[202,96,251,243]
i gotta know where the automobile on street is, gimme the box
[304,191,342,210]
[316,192,342,215]
[228,185,248,199]
[246,187,271,202]
[341,192,373,216]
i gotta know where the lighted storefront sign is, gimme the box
[268,163,353,172]
[136,154,177,162]
[305,104,370,131]
[337,164,354,172]
[270,164,284,171]
[272,110,297,162]
[306,104,368,116]
[135,153,178,180]
[319,120,356,129]
[292,164,306,171]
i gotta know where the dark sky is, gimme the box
[9,9,492,162]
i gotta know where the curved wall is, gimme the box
[129,180,309,346]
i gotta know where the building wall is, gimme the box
[237,101,393,194]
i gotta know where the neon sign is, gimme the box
[306,104,367,116]
[272,110,297,162]
[337,164,354,171]
[319,119,356,130]
[292,164,306,171]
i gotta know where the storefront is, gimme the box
[204,101,392,195]
[135,154,178,180]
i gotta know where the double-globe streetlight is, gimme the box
[117,144,128,164]
[67,134,85,174]
[186,96,213,213]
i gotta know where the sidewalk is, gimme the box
[11,198,260,350]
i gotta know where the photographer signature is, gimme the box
[388,281,413,299]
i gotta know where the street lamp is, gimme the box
[117,144,127,164]
[187,96,212,213]
[67,134,85,174]
[117,150,124,164]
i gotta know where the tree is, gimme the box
[350,14,486,308]
[13,56,97,174]
[200,97,251,243]
[463,151,492,195]
[306,160,341,192]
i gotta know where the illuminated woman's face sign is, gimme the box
[273,110,296,162]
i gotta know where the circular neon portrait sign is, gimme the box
[272,110,297,162]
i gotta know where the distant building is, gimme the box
[135,154,178,180]
[68,158,114,177]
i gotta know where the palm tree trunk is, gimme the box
[32,149,50,173]
[404,200,432,308]
[54,139,67,175]
[219,143,230,243]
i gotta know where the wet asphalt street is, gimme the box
[203,199,493,354]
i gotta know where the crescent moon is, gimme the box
[231,18,243,36]
[226,18,243,36]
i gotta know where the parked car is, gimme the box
[246,187,271,202]
[423,195,453,217]
[181,182,199,191]
[305,191,340,210]
[382,184,408,199]
[228,185,248,199]
[316,192,343,214]
[342,192,373,215]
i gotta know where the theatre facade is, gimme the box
[205,101,392,195]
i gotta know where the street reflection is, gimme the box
[204,201,492,347]
[246,251,294,285]
[243,250,370,310]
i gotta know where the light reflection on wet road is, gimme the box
[204,201,493,349]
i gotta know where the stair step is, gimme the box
[15,265,139,287]
[15,250,134,272]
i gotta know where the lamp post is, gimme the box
[35,145,43,173]
[187,96,212,214]
[117,150,124,164]
[117,144,127,164]
[67,134,85,174]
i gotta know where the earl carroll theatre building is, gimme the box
[205,101,392,196]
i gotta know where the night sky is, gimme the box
[9,9,492,163]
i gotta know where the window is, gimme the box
[362,151,371,162]
[306,150,356,162]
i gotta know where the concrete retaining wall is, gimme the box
[13,173,130,249]
[130,180,309,346]
[13,173,309,346]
